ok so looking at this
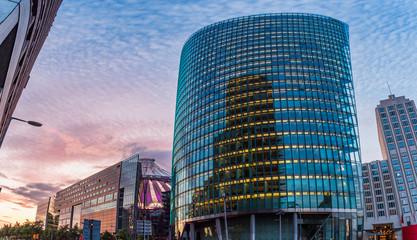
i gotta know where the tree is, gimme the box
[116,228,129,240]
[58,225,70,240]
[69,223,82,240]
[101,230,114,240]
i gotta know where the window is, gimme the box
[367,212,374,217]
[409,140,415,146]
[390,209,397,215]
[387,194,394,201]
[400,141,406,147]
[378,211,385,217]
[377,203,384,209]
[389,202,396,208]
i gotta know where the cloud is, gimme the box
[0,172,8,179]
[5,182,63,206]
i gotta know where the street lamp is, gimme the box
[11,117,42,127]
[222,193,229,240]
[295,204,302,240]
[0,116,42,147]
[275,210,284,240]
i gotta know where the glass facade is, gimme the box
[172,13,363,239]
[35,196,56,230]
[117,154,141,238]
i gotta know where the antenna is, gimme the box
[387,82,393,95]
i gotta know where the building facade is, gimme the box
[362,160,401,239]
[54,154,171,239]
[365,94,417,239]
[35,196,56,230]
[0,0,62,142]
[172,13,363,240]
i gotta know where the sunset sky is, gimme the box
[1,0,417,225]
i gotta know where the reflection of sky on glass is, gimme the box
[0,1,18,24]
[1,0,417,225]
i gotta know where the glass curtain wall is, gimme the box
[172,13,363,239]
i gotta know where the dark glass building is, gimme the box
[172,13,363,239]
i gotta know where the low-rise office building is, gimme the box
[54,154,171,238]
[362,160,401,239]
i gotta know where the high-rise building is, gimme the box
[0,0,62,141]
[35,196,56,230]
[172,13,363,240]
[367,94,417,239]
[54,154,171,239]
[362,160,401,239]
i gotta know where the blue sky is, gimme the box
[1,0,417,224]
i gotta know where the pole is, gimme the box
[279,213,282,240]
[299,212,301,240]
[223,194,229,240]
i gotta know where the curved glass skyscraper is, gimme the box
[172,13,363,239]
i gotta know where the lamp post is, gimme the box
[275,210,284,240]
[0,117,42,147]
[295,204,302,240]
[222,193,229,240]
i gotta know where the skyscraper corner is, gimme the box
[0,0,62,141]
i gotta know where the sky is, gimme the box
[1,0,417,226]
